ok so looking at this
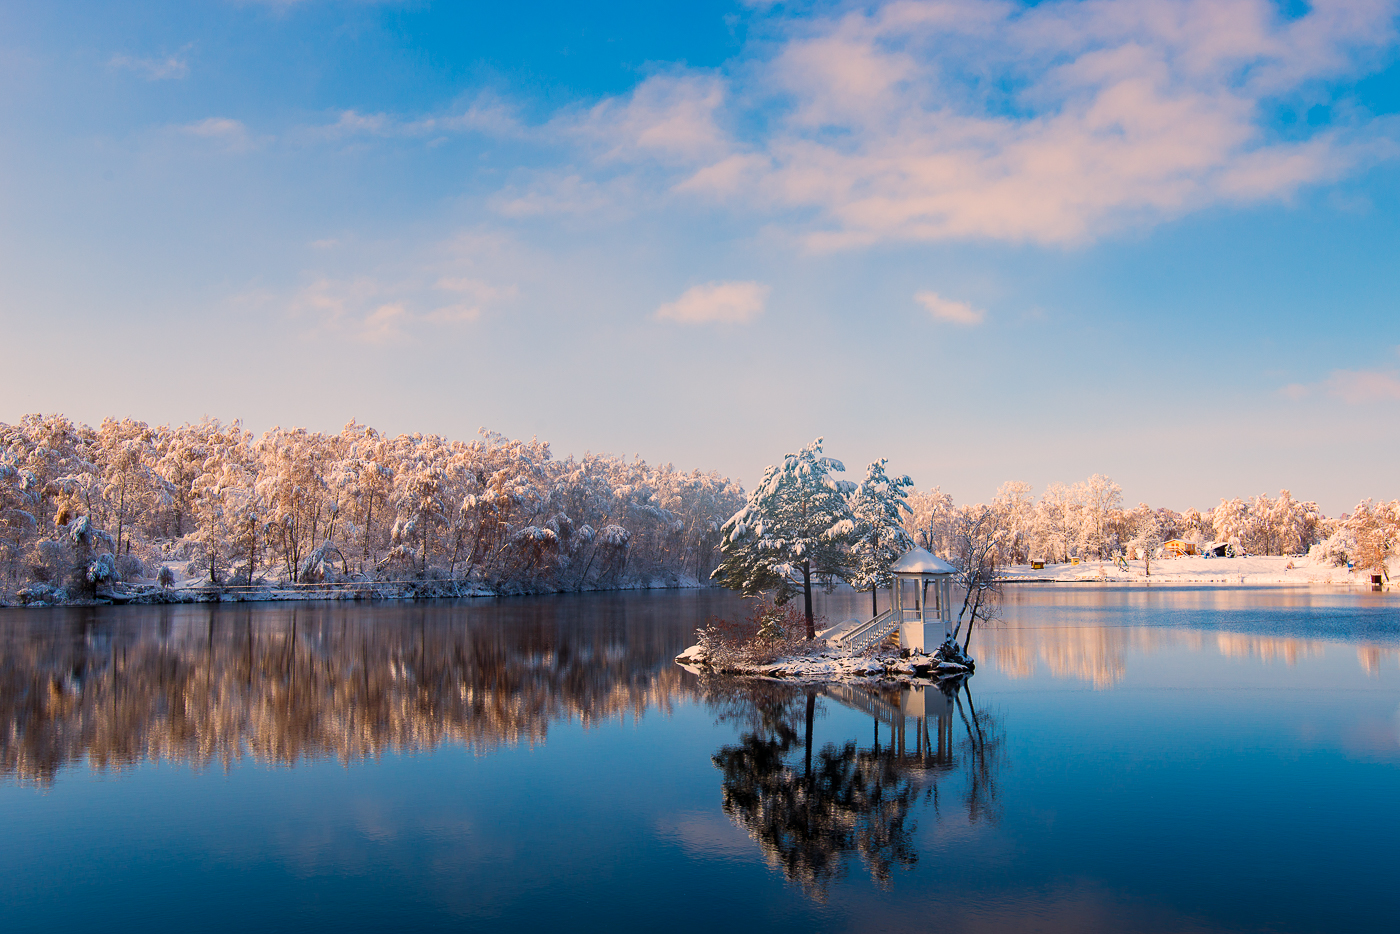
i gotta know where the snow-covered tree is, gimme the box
[1126,503,1163,575]
[846,459,915,616]
[1080,474,1123,559]
[992,481,1034,565]
[1032,482,1082,563]
[1344,500,1400,576]
[908,486,956,558]
[1211,497,1249,554]
[712,438,855,638]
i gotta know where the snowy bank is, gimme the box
[9,574,708,607]
[1000,554,1396,587]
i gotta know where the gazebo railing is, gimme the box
[834,608,900,653]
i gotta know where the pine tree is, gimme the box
[711,438,854,638]
[846,459,915,617]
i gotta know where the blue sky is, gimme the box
[2,0,1399,514]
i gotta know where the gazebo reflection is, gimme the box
[707,678,1001,899]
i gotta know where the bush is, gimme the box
[695,599,822,671]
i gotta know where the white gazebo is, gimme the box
[889,546,957,652]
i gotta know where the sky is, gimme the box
[2,0,1399,516]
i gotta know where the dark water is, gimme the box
[2,587,1397,933]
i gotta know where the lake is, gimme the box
[2,586,1397,933]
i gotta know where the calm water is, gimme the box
[2,587,1397,933]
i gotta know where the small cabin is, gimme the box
[1163,539,1198,558]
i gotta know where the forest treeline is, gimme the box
[1,414,1395,605]
[0,414,744,601]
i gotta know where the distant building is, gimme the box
[1163,539,1199,557]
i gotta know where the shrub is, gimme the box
[695,598,822,671]
[116,554,146,580]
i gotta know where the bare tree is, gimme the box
[949,504,1003,654]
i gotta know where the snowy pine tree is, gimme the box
[846,458,915,617]
[711,438,855,638]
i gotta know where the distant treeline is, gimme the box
[909,477,1397,570]
[0,414,744,602]
[2,415,1393,605]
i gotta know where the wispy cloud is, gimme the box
[309,96,526,142]
[915,291,985,325]
[490,174,617,218]
[180,117,259,152]
[109,51,189,81]
[292,275,512,343]
[1283,368,1400,403]
[285,234,520,343]
[655,281,768,324]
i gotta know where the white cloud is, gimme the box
[574,73,731,164]
[591,0,1400,247]
[915,291,985,325]
[655,281,768,324]
[109,52,189,81]
[275,0,1400,248]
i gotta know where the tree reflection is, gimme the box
[708,678,1003,899]
[0,600,698,785]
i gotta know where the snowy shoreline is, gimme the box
[675,639,976,686]
[998,554,1394,588]
[6,576,706,608]
[8,555,1392,608]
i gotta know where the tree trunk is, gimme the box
[362,491,374,573]
[871,585,878,618]
[247,518,257,586]
[802,560,815,639]
[115,476,127,559]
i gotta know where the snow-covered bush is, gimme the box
[16,583,67,605]
[85,553,116,585]
[694,599,820,671]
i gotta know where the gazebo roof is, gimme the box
[890,546,957,576]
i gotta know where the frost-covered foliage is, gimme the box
[909,477,1338,569]
[1125,504,1163,574]
[1209,491,1326,556]
[0,413,744,600]
[1309,499,1400,572]
[846,459,915,614]
[711,438,855,637]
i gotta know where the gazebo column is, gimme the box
[898,573,926,653]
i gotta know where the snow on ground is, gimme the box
[675,642,973,684]
[1000,554,1396,586]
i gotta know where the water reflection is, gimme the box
[0,599,701,786]
[706,680,1002,899]
[980,587,1400,686]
